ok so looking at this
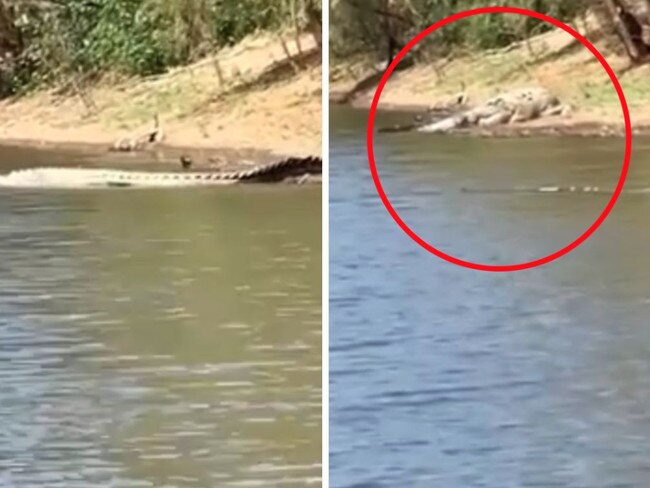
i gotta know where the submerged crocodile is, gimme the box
[391,185,650,195]
[0,156,321,189]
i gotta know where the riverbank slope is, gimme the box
[0,32,321,158]
[331,20,650,136]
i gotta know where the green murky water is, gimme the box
[0,144,321,487]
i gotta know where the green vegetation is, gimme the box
[330,0,596,61]
[0,0,321,97]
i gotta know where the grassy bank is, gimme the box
[332,21,650,135]
[0,0,322,159]
[0,32,321,157]
[330,2,650,136]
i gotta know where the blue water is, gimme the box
[330,106,650,488]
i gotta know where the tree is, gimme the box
[602,0,650,63]
[0,1,21,58]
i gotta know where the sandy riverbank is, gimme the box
[0,32,322,164]
[330,18,650,137]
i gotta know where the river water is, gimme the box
[330,106,650,488]
[0,144,321,487]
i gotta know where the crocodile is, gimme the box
[0,156,321,189]
[379,87,571,134]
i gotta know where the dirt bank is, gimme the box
[331,19,650,137]
[0,32,322,163]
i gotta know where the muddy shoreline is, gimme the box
[0,138,322,184]
[1,138,285,170]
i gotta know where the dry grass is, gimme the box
[0,31,322,156]
[331,16,650,128]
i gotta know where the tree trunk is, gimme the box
[0,0,21,59]
[302,0,322,52]
[604,0,649,62]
